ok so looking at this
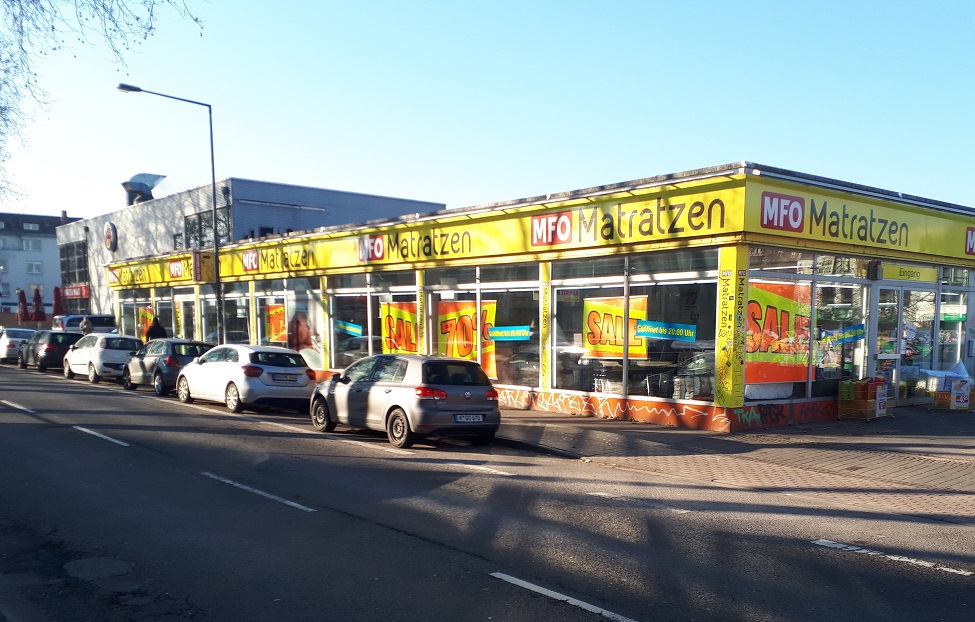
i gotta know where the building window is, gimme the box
[23,238,41,251]
[184,206,231,248]
[23,223,40,231]
[27,261,42,274]
[28,284,43,297]
[59,240,89,285]
[0,259,6,272]
[173,233,184,250]
[0,283,9,298]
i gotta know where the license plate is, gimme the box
[454,414,484,423]
[273,373,298,382]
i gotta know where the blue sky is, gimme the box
[2,1,973,219]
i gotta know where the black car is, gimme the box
[18,330,84,372]
[123,338,214,396]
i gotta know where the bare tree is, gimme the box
[0,1,202,193]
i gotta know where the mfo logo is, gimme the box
[242,250,259,272]
[531,211,573,246]
[966,228,975,256]
[359,235,385,262]
[760,192,805,233]
[168,260,185,279]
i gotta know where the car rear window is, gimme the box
[250,351,306,367]
[91,317,117,328]
[52,333,83,345]
[423,362,491,386]
[174,343,212,357]
[108,338,142,350]
[4,329,33,339]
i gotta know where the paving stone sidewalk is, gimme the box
[496,405,975,525]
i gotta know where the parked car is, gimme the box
[52,314,118,333]
[0,328,36,363]
[63,334,143,383]
[123,339,214,396]
[18,330,84,372]
[176,344,315,413]
[310,354,500,448]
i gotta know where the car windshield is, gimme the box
[423,361,491,386]
[250,351,306,367]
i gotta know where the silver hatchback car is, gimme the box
[310,354,501,448]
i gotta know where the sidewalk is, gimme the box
[495,405,975,525]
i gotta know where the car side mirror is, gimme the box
[192,357,202,364]
[338,374,351,384]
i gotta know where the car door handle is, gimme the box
[384,389,392,394]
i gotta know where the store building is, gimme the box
[103,162,975,432]
[56,178,445,319]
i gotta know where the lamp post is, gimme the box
[117,83,223,343]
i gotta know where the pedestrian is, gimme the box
[145,317,167,342]
[79,316,94,335]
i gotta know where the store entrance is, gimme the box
[875,286,935,406]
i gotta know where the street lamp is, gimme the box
[117,83,223,343]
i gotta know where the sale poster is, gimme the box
[745,282,811,383]
[582,296,648,359]
[381,302,419,354]
[437,300,497,378]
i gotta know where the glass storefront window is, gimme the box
[257,296,287,345]
[629,249,717,275]
[330,294,371,368]
[480,264,538,282]
[490,289,540,386]
[287,279,324,369]
[942,268,969,287]
[816,255,870,278]
[553,285,624,392]
[940,291,967,370]
[749,248,815,274]
[553,257,625,280]
[813,282,865,395]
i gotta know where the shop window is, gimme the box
[553,285,624,392]
[629,249,717,275]
[287,283,324,369]
[749,248,814,274]
[942,268,969,287]
[370,270,416,289]
[480,264,539,282]
[331,294,371,368]
[939,290,967,370]
[627,283,717,399]
[815,254,870,278]
[813,282,866,397]
[552,257,625,280]
[257,296,287,345]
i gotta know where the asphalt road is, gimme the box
[1,365,972,622]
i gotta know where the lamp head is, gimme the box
[117,83,143,93]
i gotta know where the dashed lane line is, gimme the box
[490,572,639,622]
[812,539,973,577]
[201,471,316,512]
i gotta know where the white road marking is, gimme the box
[72,426,130,447]
[0,400,35,413]
[490,572,639,622]
[447,463,513,476]
[201,471,316,512]
[588,491,690,514]
[812,539,973,577]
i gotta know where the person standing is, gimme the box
[79,316,94,335]
[145,317,167,341]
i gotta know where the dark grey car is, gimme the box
[18,330,84,372]
[310,354,501,448]
[122,338,214,396]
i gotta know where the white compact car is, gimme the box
[63,334,144,383]
[176,344,316,413]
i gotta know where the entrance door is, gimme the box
[178,300,197,340]
[875,287,936,406]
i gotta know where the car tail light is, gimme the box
[304,369,316,380]
[99,341,108,348]
[415,386,447,400]
[241,365,263,378]
[163,356,180,367]
[42,343,56,352]
[485,388,499,401]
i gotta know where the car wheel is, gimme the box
[153,373,168,396]
[122,369,136,390]
[471,431,496,446]
[88,363,100,384]
[177,377,193,403]
[310,396,336,432]
[225,383,244,413]
[386,408,415,449]
[18,354,26,369]
[63,359,75,379]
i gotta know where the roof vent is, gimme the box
[122,173,166,205]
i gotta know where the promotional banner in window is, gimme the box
[438,300,498,378]
[582,296,648,359]
[381,302,420,354]
[745,282,811,382]
[265,304,287,342]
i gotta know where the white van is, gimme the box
[52,314,118,333]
